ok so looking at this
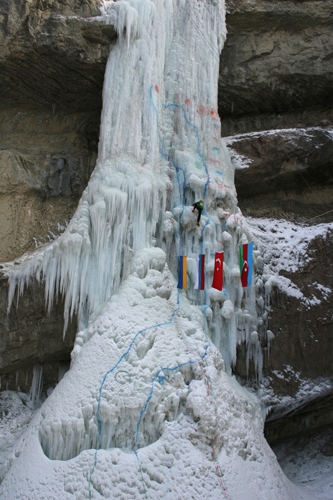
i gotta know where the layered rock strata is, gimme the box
[0,0,116,261]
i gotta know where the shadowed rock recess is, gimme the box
[0,0,332,444]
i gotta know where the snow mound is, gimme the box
[1,251,297,499]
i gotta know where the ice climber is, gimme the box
[192,199,204,226]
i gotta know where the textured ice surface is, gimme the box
[1,251,297,499]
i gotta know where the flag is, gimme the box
[194,254,205,290]
[212,252,224,290]
[239,242,253,287]
[177,256,187,289]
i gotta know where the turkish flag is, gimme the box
[212,252,224,290]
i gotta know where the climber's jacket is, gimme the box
[193,200,204,211]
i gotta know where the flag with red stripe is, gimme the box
[194,254,205,290]
[212,252,224,290]
[239,242,253,287]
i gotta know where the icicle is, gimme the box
[29,364,43,410]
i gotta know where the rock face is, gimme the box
[0,109,98,261]
[264,226,333,442]
[0,0,116,261]
[221,0,333,224]
[266,228,333,384]
[0,276,76,394]
[0,0,332,445]
[219,0,333,442]
[220,0,333,135]
[0,0,115,390]
[235,225,333,442]
[228,127,333,221]
[0,0,115,112]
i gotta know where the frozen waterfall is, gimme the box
[5,0,263,375]
[0,2,298,500]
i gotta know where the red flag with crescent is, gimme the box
[212,252,224,291]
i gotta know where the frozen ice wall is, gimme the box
[6,0,171,333]
[102,0,265,375]
[5,0,263,375]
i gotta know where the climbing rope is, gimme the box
[305,209,333,223]
[134,451,149,500]
[149,88,231,498]
[149,85,213,256]
[87,271,180,496]
[88,85,231,499]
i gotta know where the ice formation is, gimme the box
[0,0,305,499]
[5,0,265,375]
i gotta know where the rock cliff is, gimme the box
[221,0,333,443]
[0,0,116,261]
[0,0,332,444]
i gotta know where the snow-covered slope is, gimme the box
[0,0,309,498]
[1,250,300,499]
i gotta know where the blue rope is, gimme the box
[149,87,220,355]
[153,84,228,258]
[150,85,216,331]
[96,293,181,441]
[163,101,210,198]
[150,86,213,256]
[134,342,209,446]
[134,451,149,499]
[162,101,211,211]
[87,291,181,496]
[149,86,186,254]
[89,87,218,497]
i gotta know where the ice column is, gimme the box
[6,0,172,332]
[5,0,262,376]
